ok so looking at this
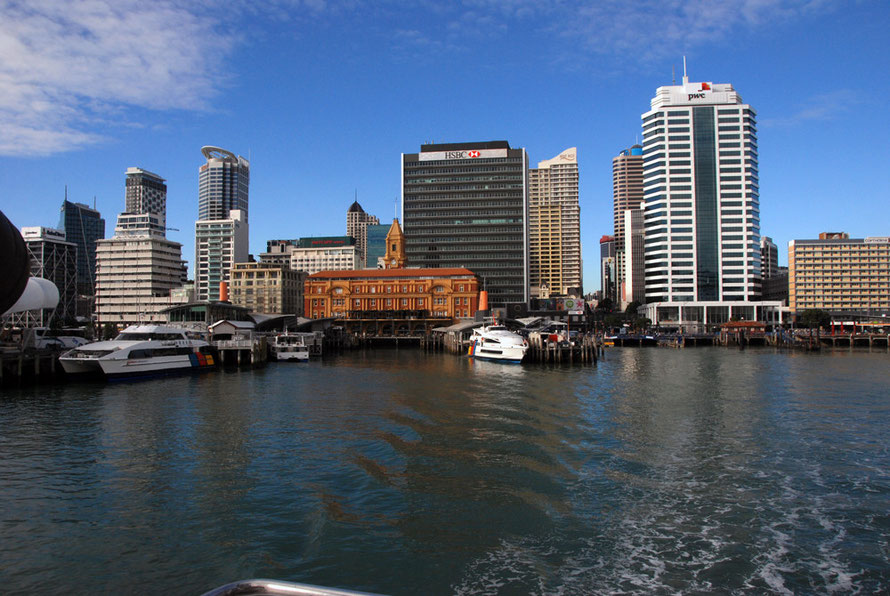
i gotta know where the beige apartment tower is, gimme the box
[789,233,890,316]
[528,147,581,297]
[613,145,645,306]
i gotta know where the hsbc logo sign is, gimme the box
[444,150,481,159]
[419,148,508,162]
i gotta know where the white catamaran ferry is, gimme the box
[467,324,529,363]
[59,325,215,379]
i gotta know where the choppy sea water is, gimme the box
[1,347,889,594]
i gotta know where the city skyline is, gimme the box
[1,1,888,290]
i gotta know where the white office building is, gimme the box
[641,70,761,304]
[195,210,249,301]
[290,244,361,275]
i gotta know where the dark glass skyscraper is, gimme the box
[365,223,389,268]
[401,141,529,307]
[58,199,105,298]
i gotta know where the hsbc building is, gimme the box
[401,141,529,308]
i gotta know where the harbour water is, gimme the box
[1,348,889,594]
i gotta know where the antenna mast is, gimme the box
[682,56,689,85]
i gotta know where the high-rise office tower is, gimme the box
[346,201,380,267]
[15,227,77,327]
[195,146,250,302]
[528,147,581,297]
[58,198,105,303]
[641,69,761,303]
[125,167,167,232]
[198,146,250,222]
[95,168,187,326]
[600,235,616,303]
[623,209,646,307]
[195,210,248,302]
[760,236,779,279]
[613,145,644,306]
[402,141,529,307]
[365,223,390,268]
[613,145,644,247]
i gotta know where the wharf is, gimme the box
[0,348,65,386]
[215,337,268,367]
[423,330,599,365]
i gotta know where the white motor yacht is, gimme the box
[59,325,215,379]
[270,333,310,362]
[467,324,528,363]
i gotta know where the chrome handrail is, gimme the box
[200,579,384,596]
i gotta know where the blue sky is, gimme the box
[2,0,888,289]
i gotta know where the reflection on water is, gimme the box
[1,348,889,594]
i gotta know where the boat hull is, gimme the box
[61,352,215,380]
[467,340,527,363]
[273,349,310,362]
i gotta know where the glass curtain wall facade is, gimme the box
[198,146,250,222]
[641,76,761,303]
[58,200,105,299]
[402,141,529,307]
[366,224,389,268]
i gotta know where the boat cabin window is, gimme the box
[116,331,185,341]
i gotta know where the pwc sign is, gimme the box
[687,82,711,101]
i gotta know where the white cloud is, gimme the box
[391,0,837,67]
[0,0,236,156]
[760,89,862,128]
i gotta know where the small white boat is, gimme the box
[467,324,528,363]
[270,333,310,362]
[59,325,215,379]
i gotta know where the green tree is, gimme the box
[798,309,830,329]
[597,297,615,313]
[632,317,651,332]
[102,323,117,340]
[604,313,623,329]
[625,300,641,315]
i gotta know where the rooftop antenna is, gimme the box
[64,185,68,202]
[93,195,96,210]
[672,64,676,85]
[682,55,689,85]
[394,196,398,220]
